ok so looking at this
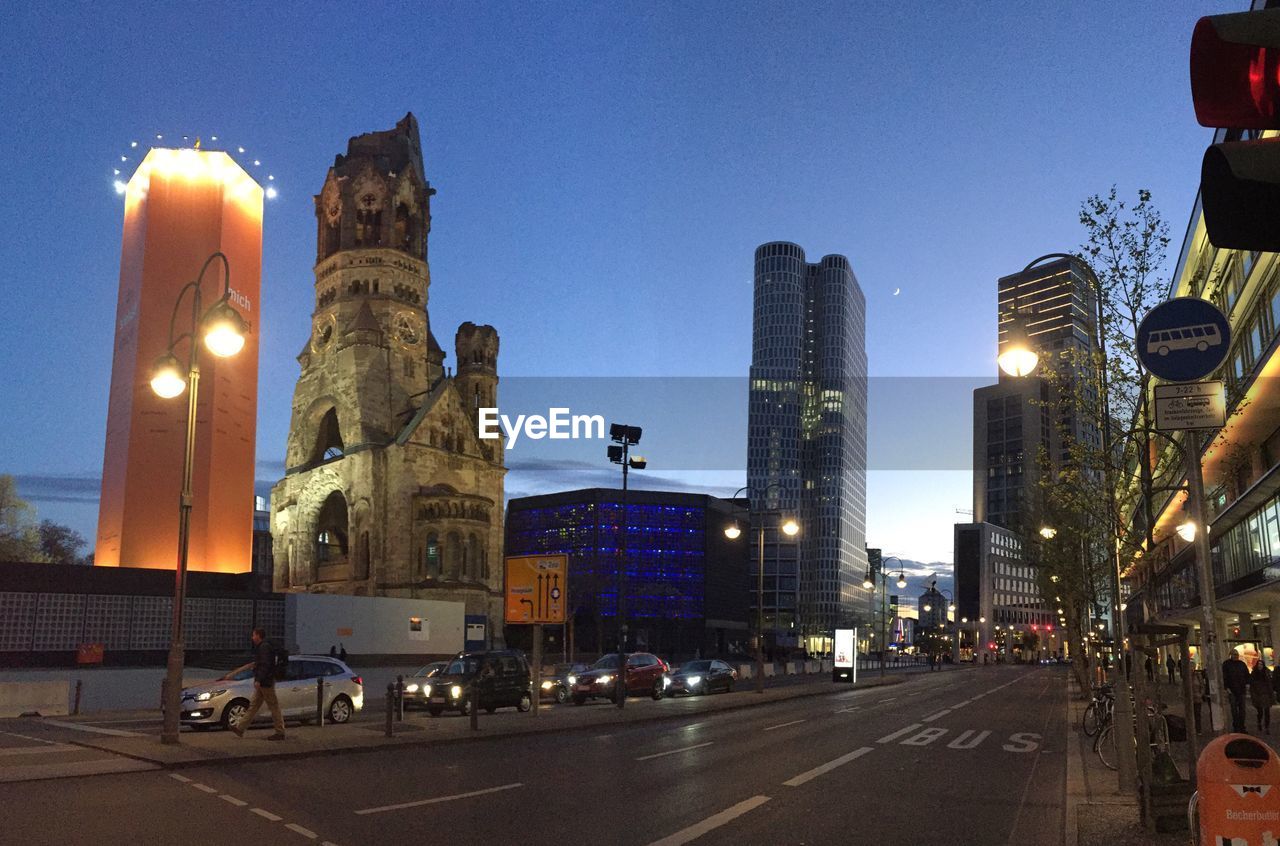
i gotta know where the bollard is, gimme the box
[470,679,479,732]
[316,676,325,728]
[385,683,394,737]
[396,675,404,722]
[73,680,82,716]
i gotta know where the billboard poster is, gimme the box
[834,627,857,683]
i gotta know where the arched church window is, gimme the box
[394,203,414,252]
[468,534,481,580]
[314,491,349,569]
[355,198,382,247]
[310,409,344,465]
[446,532,462,577]
[426,534,440,575]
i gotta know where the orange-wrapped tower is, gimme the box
[95,148,263,572]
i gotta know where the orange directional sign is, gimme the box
[504,554,568,624]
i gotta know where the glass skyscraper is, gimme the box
[747,241,871,653]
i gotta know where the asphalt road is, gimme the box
[1,664,1066,846]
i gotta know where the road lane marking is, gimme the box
[763,719,806,732]
[251,808,283,822]
[645,795,771,846]
[355,783,523,815]
[220,794,248,807]
[923,709,952,722]
[947,730,991,749]
[38,719,142,737]
[192,783,218,793]
[783,746,874,787]
[902,727,948,746]
[636,742,714,761]
[169,773,191,783]
[877,724,922,744]
[285,823,318,839]
[0,731,57,745]
[953,699,972,708]
[834,706,860,713]
[0,744,79,757]
[876,698,897,703]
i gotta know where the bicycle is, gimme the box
[1082,683,1114,738]
[1096,699,1169,771]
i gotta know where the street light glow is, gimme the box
[149,354,185,398]
[781,519,799,537]
[724,523,741,540]
[1176,519,1197,542]
[202,302,247,357]
[1039,526,1057,539]
[997,316,1038,377]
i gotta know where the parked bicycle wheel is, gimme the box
[1083,702,1102,737]
[1096,724,1118,771]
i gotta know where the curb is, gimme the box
[65,670,948,771]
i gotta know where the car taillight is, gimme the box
[351,676,362,686]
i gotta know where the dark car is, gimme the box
[401,661,447,709]
[666,660,737,696]
[426,650,532,716]
[571,652,669,704]
[540,662,588,704]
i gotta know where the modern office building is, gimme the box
[954,522,1053,660]
[747,242,871,654]
[975,258,1099,533]
[504,488,749,659]
[1124,126,1280,659]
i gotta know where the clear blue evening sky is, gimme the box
[0,1,1238,577]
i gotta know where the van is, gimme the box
[425,650,533,716]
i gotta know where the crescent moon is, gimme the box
[893,288,901,296]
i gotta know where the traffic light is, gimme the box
[1192,8,1280,251]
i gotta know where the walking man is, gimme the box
[1166,652,1176,685]
[233,627,285,741]
[1223,648,1250,734]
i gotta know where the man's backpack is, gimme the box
[272,642,290,682]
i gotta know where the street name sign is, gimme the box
[1136,297,1230,382]
[1154,381,1226,432]
[504,554,568,624]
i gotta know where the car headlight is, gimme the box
[663,676,671,687]
[687,676,702,686]
[567,675,577,685]
[450,684,463,699]
[541,680,554,690]
[424,684,431,697]
[195,689,226,702]
[597,674,612,685]
[406,683,419,693]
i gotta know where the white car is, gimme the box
[179,655,364,730]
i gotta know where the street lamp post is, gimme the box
[863,556,906,677]
[607,423,645,711]
[154,252,247,745]
[725,484,799,693]
[1009,253,1139,792]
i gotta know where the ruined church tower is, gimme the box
[269,115,505,630]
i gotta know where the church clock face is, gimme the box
[312,314,336,352]
[394,312,420,347]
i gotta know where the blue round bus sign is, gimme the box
[1135,297,1231,382]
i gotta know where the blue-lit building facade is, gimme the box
[504,488,749,658]
[748,241,872,653]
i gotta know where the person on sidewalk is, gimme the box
[1144,655,1155,684]
[233,627,286,741]
[1247,650,1274,733]
[1166,652,1176,685]
[1223,648,1250,733]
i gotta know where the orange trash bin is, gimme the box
[1198,734,1280,845]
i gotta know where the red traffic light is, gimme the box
[1192,10,1280,129]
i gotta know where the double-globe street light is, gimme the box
[862,556,907,677]
[725,484,799,693]
[153,252,248,745]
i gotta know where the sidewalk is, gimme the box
[1066,674,1193,846]
[50,666,953,770]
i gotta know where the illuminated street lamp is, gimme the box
[1039,526,1057,540]
[726,483,799,693]
[1176,519,1198,542]
[997,311,1039,378]
[863,555,906,677]
[153,252,246,745]
[607,423,645,710]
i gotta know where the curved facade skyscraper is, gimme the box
[747,242,870,653]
